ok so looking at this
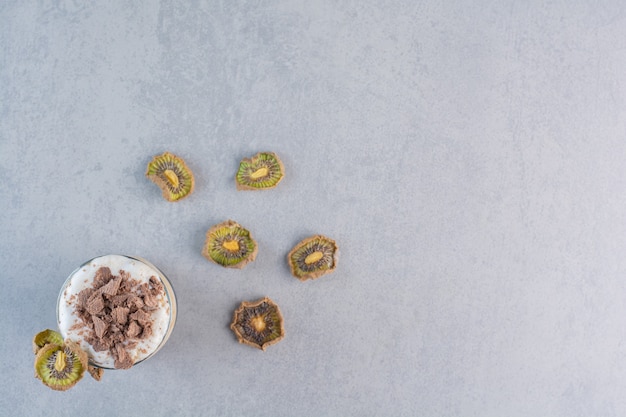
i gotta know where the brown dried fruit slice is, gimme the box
[146,152,195,202]
[288,235,338,281]
[34,340,88,391]
[230,297,285,351]
[202,220,258,269]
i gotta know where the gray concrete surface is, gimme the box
[2,1,626,416]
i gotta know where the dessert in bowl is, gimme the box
[57,255,176,369]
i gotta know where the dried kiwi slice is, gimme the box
[34,340,88,391]
[146,152,195,202]
[202,220,258,269]
[288,235,338,281]
[235,152,284,190]
[32,329,64,354]
[230,297,285,350]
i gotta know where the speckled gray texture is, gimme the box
[2,1,626,416]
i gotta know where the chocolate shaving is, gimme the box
[112,307,129,325]
[93,267,112,287]
[77,288,94,307]
[126,321,142,338]
[142,293,158,309]
[86,293,105,315]
[149,276,164,295]
[128,295,144,310]
[114,344,133,370]
[130,309,150,326]
[140,323,153,339]
[100,275,122,296]
[89,337,111,352]
[110,294,130,306]
[92,316,108,339]
[74,267,165,369]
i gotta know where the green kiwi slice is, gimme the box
[202,220,258,268]
[32,329,64,354]
[230,297,285,350]
[146,152,195,201]
[34,340,88,391]
[288,235,338,281]
[235,152,284,190]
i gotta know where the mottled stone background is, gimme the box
[2,1,626,416]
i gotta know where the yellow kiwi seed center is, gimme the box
[223,240,240,252]
[163,169,179,187]
[54,351,67,373]
[250,167,269,180]
[250,316,266,332]
[304,251,324,265]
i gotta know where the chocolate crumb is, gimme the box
[93,267,112,287]
[126,321,142,338]
[90,337,111,352]
[73,266,165,369]
[111,294,130,306]
[142,293,158,309]
[128,295,144,310]
[149,276,164,296]
[77,288,94,307]
[86,293,105,315]
[130,309,150,326]
[92,316,108,339]
[110,329,125,344]
[140,323,153,339]
[100,275,122,296]
[112,307,129,325]
[114,343,133,370]
[88,365,104,382]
